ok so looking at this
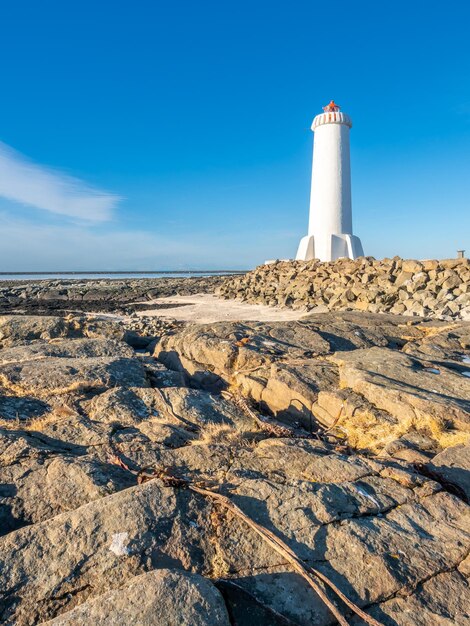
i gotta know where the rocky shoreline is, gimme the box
[0,275,227,316]
[0,270,469,624]
[0,275,228,339]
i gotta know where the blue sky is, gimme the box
[0,0,469,270]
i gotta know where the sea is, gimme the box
[0,271,246,281]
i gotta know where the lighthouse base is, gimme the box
[296,233,364,263]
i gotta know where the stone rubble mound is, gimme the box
[0,313,468,625]
[218,257,470,320]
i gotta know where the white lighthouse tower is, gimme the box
[296,101,364,262]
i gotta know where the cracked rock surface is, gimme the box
[156,312,470,452]
[0,312,469,625]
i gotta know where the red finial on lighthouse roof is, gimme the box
[323,100,340,112]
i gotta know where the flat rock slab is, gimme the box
[0,395,50,421]
[331,347,470,434]
[0,312,469,626]
[88,386,251,431]
[402,320,470,360]
[426,444,470,501]
[363,570,470,626]
[154,314,400,426]
[155,314,470,448]
[1,443,468,626]
[154,313,410,383]
[215,491,469,626]
[43,568,230,626]
[0,315,126,347]
[0,454,134,533]
[0,338,135,363]
[0,356,148,397]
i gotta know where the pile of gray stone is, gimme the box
[218,257,470,320]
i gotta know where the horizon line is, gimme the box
[0,270,248,275]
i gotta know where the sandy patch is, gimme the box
[135,294,312,324]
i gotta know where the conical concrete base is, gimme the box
[296,233,364,262]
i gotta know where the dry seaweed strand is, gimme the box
[322,403,345,434]
[108,455,383,626]
[222,390,306,438]
[224,390,349,448]
[107,453,132,472]
[187,482,383,626]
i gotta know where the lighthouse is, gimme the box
[296,101,364,262]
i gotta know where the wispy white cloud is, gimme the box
[0,214,246,270]
[0,207,297,270]
[0,141,120,222]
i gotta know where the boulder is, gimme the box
[0,480,212,625]
[43,569,230,626]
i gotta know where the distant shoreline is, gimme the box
[0,270,246,276]
[0,270,248,281]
